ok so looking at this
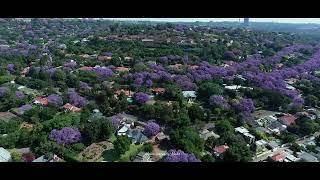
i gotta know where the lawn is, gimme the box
[119,144,143,162]
[108,134,117,143]
[102,143,143,162]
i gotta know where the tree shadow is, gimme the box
[102,148,120,162]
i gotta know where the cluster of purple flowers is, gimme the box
[18,104,33,112]
[109,115,122,129]
[79,81,91,91]
[209,95,230,110]
[94,67,113,79]
[15,91,25,99]
[0,87,9,97]
[48,127,81,145]
[163,149,200,162]
[6,64,15,73]
[143,121,160,137]
[133,92,150,104]
[233,98,255,114]
[68,91,88,108]
[47,94,63,107]
[63,60,77,71]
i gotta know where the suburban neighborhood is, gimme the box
[1,18,320,162]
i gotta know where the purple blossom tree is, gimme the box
[163,149,200,162]
[143,121,160,137]
[0,87,8,97]
[6,64,15,73]
[209,95,230,110]
[79,81,91,91]
[68,92,88,108]
[15,91,25,99]
[94,67,113,79]
[234,98,255,114]
[47,94,63,107]
[48,127,81,145]
[133,92,150,104]
[18,104,32,112]
[145,79,153,88]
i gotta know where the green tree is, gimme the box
[305,95,319,107]
[198,82,223,99]
[188,104,205,122]
[215,120,233,135]
[169,127,204,157]
[224,142,253,162]
[83,119,114,144]
[114,136,131,155]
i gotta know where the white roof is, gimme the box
[255,139,267,146]
[118,125,129,134]
[224,85,253,90]
[235,126,249,134]
[0,147,11,162]
[182,91,196,98]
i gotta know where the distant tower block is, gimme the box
[244,18,249,27]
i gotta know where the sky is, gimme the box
[104,18,320,24]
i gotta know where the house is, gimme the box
[127,129,148,144]
[169,64,184,70]
[141,39,154,42]
[114,89,132,97]
[0,147,11,162]
[252,110,280,121]
[199,129,220,140]
[151,87,166,95]
[155,132,170,142]
[21,67,30,76]
[298,152,319,162]
[255,139,268,154]
[33,96,48,106]
[267,121,287,134]
[79,66,93,71]
[33,154,64,162]
[117,124,130,136]
[0,112,18,122]
[235,126,255,144]
[133,152,152,162]
[182,91,197,103]
[269,153,285,162]
[267,140,280,151]
[63,103,81,113]
[97,55,112,61]
[213,145,229,157]
[278,115,297,126]
[88,109,105,122]
[115,67,130,72]
[224,85,253,91]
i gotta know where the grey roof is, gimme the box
[268,141,280,149]
[128,129,148,144]
[299,152,319,162]
[32,155,48,162]
[268,121,285,130]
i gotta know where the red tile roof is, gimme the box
[213,145,229,155]
[279,115,297,125]
[151,88,166,94]
[270,153,284,162]
[115,89,131,96]
[34,97,48,106]
[63,103,81,112]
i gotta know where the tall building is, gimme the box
[244,18,249,27]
